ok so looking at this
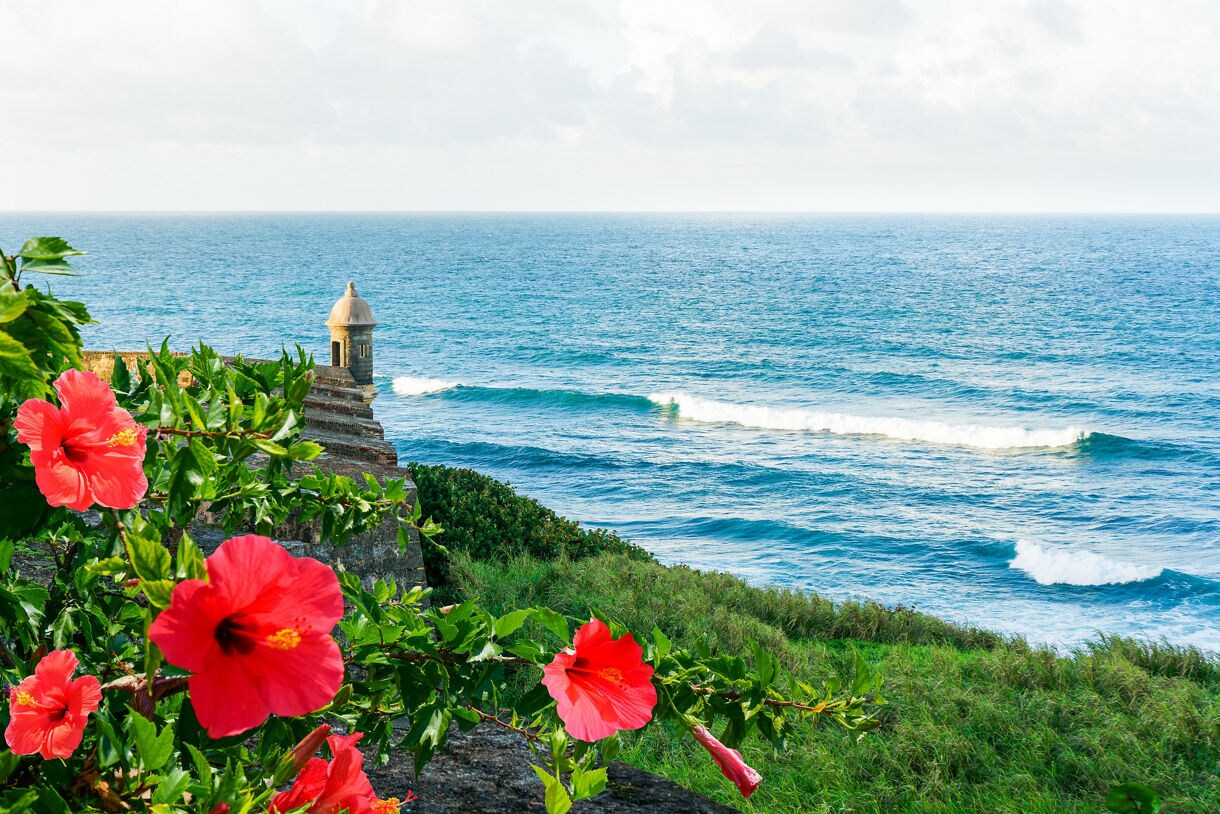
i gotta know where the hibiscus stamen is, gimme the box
[266,628,302,650]
[372,798,402,814]
[13,690,37,708]
[107,428,139,447]
[599,667,624,683]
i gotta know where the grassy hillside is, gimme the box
[410,463,1220,814]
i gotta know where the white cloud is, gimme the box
[0,0,1217,210]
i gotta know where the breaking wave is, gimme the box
[648,391,1089,449]
[391,375,460,396]
[1009,540,1163,586]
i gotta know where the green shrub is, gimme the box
[407,462,652,586]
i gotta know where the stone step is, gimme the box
[303,392,376,419]
[304,409,386,439]
[308,379,370,399]
[300,426,398,468]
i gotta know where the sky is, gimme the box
[2,0,1218,212]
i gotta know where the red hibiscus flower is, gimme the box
[147,534,344,738]
[691,725,762,798]
[270,731,378,814]
[541,617,656,742]
[5,649,102,760]
[13,368,148,511]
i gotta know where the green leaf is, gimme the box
[652,627,672,662]
[571,765,608,800]
[111,351,132,394]
[86,556,129,577]
[0,288,28,324]
[151,767,192,805]
[128,711,175,771]
[532,766,573,814]
[34,787,71,814]
[18,237,84,261]
[269,410,299,442]
[533,608,569,643]
[1106,783,1162,813]
[851,649,874,697]
[493,609,533,639]
[0,328,40,381]
[50,608,75,649]
[289,440,325,461]
[176,532,208,580]
[19,258,78,275]
[125,529,172,582]
[251,438,289,457]
[166,439,215,519]
[0,539,12,574]
[184,742,214,786]
[0,749,20,783]
[140,579,176,609]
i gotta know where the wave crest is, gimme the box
[1009,540,1163,586]
[648,391,1088,449]
[391,375,460,396]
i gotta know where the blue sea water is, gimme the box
[3,213,1218,650]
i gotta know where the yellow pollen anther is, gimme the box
[266,628,302,650]
[599,667,624,683]
[14,690,37,708]
[372,799,402,814]
[107,428,139,448]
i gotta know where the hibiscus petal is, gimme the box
[5,708,52,756]
[258,634,345,719]
[206,535,299,611]
[86,447,149,510]
[260,554,345,630]
[30,451,92,511]
[69,674,103,716]
[40,716,87,760]
[52,369,118,434]
[13,398,64,455]
[319,740,376,807]
[148,580,224,673]
[33,649,79,687]
[555,693,621,742]
[270,757,330,813]
[572,617,613,649]
[189,658,274,739]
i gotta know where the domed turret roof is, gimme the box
[326,281,377,328]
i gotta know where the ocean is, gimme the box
[3,213,1217,650]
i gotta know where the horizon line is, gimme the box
[2,209,1220,217]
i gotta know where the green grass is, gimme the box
[407,462,652,588]
[449,552,1220,814]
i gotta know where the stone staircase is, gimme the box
[302,366,399,470]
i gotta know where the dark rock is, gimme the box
[368,724,739,814]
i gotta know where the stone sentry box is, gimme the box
[327,281,377,389]
[79,282,425,594]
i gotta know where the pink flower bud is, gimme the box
[287,723,332,774]
[691,725,762,798]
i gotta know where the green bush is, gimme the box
[407,462,653,586]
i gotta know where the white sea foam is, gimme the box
[647,391,1088,449]
[392,375,460,396]
[1009,540,1162,586]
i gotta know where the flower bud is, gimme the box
[287,724,332,774]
